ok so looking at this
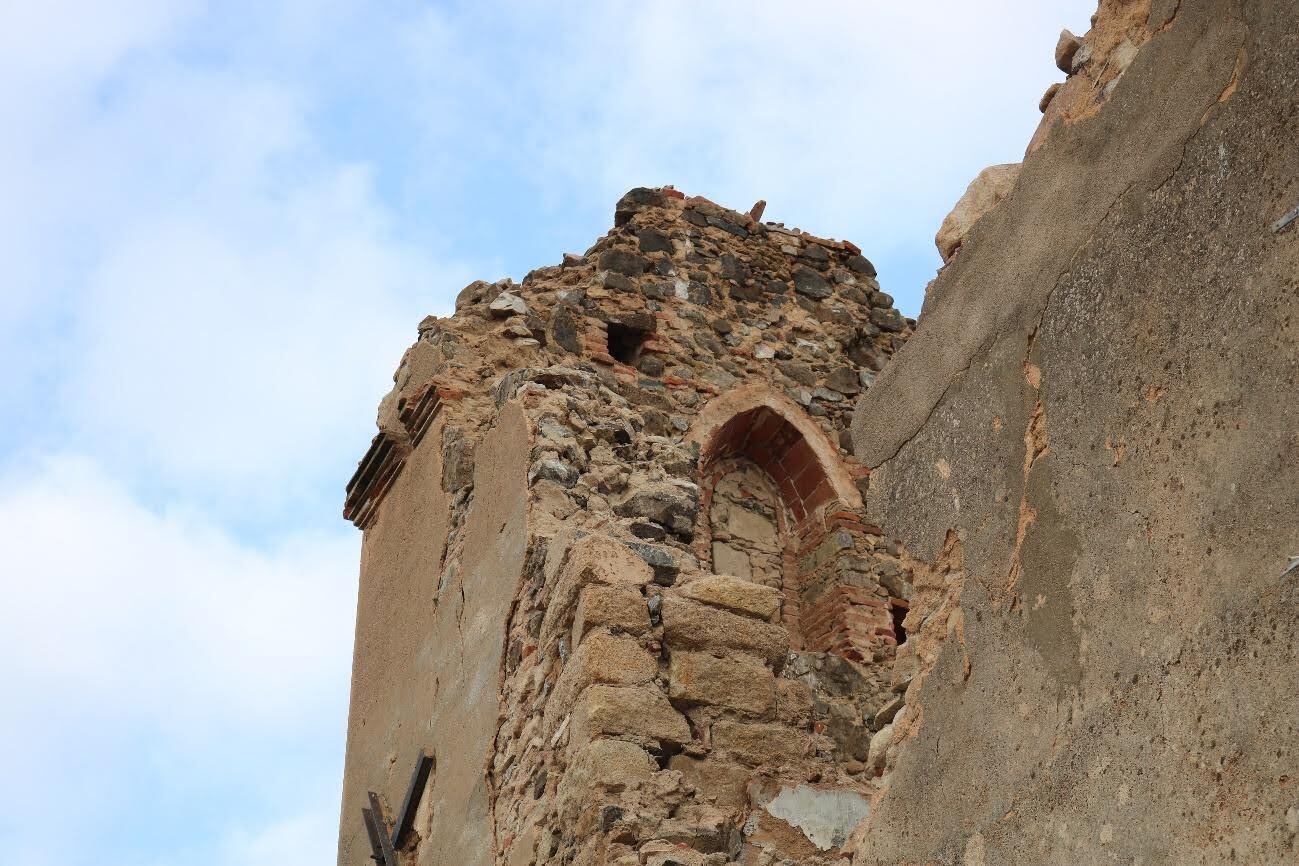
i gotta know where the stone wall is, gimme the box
[850,0,1299,862]
[492,528,875,866]
[338,187,918,864]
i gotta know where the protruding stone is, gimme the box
[614,187,665,227]
[637,227,673,253]
[547,631,658,731]
[1055,28,1082,72]
[529,458,577,487]
[564,738,655,791]
[869,307,907,333]
[540,533,655,647]
[873,694,905,726]
[613,482,698,536]
[669,650,775,715]
[598,248,649,276]
[826,367,861,395]
[712,720,811,766]
[490,291,529,318]
[668,755,751,809]
[799,243,831,268]
[574,584,652,640]
[550,307,581,354]
[1040,81,1063,113]
[569,684,691,748]
[679,574,782,622]
[846,254,877,277]
[660,596,789,666]
[455,279,494,310]
[935,163,1022,261]
[792,266,832,299]
[1071,42,1093,74]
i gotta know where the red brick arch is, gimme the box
[688,385,861,526]
[700,406,836,525]
[691,388,892,659]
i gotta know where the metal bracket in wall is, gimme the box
[362,797,398,866]
[393,750,436,848]
[359,750,435,865]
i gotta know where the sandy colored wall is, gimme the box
[337,403,530,865]
[851,1,1299,862]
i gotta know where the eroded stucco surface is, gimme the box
[338,404,529,866]
[851,1,1299,862]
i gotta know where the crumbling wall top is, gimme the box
[344,186,913,530]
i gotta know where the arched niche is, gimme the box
[690,387,874,652]
[688,385,861,524]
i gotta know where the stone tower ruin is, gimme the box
[338,1,1299,863]
[336,186,917,865]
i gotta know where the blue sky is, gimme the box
[0,1,1094,863]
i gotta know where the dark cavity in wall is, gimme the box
[890,601,907,645]
[607,322,650,365]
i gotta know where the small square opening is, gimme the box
[607,322,649,365]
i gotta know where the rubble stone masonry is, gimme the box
[338,186,916,866]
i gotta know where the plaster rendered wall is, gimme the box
[337,403,530,866]
[851,1,1299,862]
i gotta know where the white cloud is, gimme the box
[395,0,1097,306]
[0,0,195,92]
[214,806,340,866]
[63,157,462,507]
[0,454,356,865]
[0,453,356,730]
[0,0,476,517]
